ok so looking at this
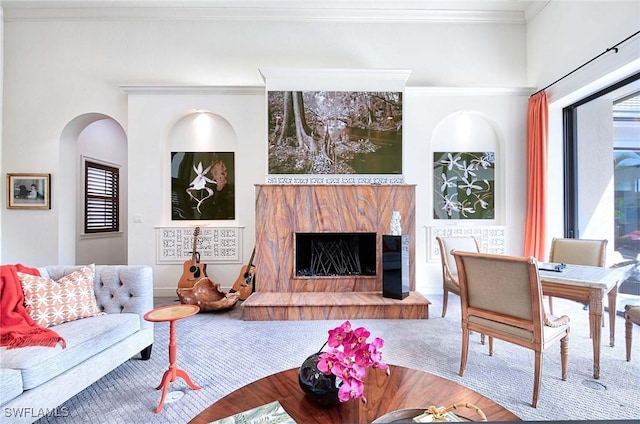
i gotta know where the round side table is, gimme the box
[144,304,201,413]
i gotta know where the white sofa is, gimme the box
[0,265,154,424]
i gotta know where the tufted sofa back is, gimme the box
[38,265,154,330]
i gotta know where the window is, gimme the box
[562,72,640,244]
[85,160,119,233]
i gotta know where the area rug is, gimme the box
[35,295,639,423]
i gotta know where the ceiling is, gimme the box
[0,0,551,23]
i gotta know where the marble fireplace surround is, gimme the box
[242,184,430,320]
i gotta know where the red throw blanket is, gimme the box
[0,264,66,349]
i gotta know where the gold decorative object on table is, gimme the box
[373,402,487,423]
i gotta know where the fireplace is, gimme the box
[244,184,429,321]
[252,184,416,294]
[295,232,376,277]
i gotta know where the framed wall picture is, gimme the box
[170,152,235,220]
[7,173,51,210]
[433,152,495,219]
[267,90,403,176]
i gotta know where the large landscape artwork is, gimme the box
[171,151,235,220]
[267,91,403,176]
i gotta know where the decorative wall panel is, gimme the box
[427,225,506,261]
[156,226,242,264]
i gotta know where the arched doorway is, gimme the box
[59,114,128,265]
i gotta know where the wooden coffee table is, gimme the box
[189,365,520,423]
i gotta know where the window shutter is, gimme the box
[85,161,119,233]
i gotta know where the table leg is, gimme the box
[588,290,603,380]
[175,367,202,390]
[607,284,617,347]
[154,369,174,414]
[154,319,200,413]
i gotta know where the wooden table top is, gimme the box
[143,304,200,322]
[539,263,622,290]
[189,365,520,423]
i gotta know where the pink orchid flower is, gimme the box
[338,378,365,403]
[317,321,388,403]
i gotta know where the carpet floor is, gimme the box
[35,295,639,424]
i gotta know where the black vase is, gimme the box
[298,353,340,407]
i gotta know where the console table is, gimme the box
[189,365,520,423]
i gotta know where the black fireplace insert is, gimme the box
[295,232,376,277]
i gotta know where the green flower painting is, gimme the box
[433,152,495,219]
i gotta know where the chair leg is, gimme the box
[488,336,494,356]
[548,296,554,315]
[626,314,633,362]
[459,328,469,376]
[560,334,569,381]
[480,334,486,345]
[442,290,449,318]
[532,351,543,408]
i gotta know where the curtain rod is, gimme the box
[530,29,640,97]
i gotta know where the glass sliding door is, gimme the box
[613,93,640,261]
[563,74,640,312]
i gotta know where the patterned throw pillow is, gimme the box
[18,264,104,328]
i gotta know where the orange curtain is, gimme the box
[523,91,549,260]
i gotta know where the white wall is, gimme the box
[1,2,638,294]
[527,1,640,248]
[576,98,615,245]
[125,88,265,294]
[406,88,529,289]
[0,11,528,288]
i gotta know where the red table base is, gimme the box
[144,304,201,413]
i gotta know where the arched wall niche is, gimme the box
[430,110,504,224]
[168,110,238,152]
[59,113,128,265]
[165,110,239,223]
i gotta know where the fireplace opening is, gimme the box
[295,232,376,277]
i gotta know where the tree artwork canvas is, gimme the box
[433,152,495,220]
[171,152,235,220]
[267,91,403,175]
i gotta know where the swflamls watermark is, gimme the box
[4,407,69,418]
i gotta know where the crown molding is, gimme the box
[1,1,528,24]
[118,85,536,97]
[524,0,550,23]
[407,86,536,96]
[259,68,412,91]
[120,85,265,95]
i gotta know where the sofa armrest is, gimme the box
[39,265,154,330]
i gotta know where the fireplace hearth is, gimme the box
[295,232,376,277]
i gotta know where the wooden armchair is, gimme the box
[548,238,607,332]
[548,238,607,268]
[452,250,570,408]
[436,236,480,318]
[625,304,640,361]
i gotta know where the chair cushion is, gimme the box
[0,313,140,390]
[469,315,569,343]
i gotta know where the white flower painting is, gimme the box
[433,152,495,220]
